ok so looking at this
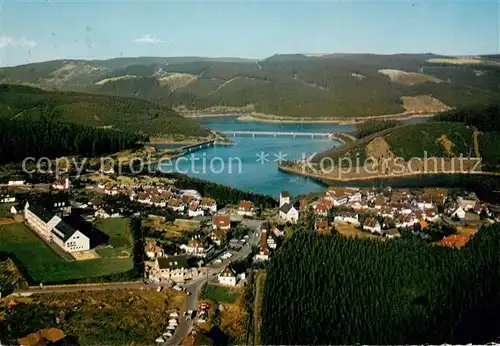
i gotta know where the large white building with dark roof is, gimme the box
[24,201,90,253]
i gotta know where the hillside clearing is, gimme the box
[157,73,197,90]
[427,58,500,65]
[379,69,443,85]
[95,74,136,85]
[401,95,451,113]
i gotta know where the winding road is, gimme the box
[164,219,262,345]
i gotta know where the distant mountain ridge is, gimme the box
[1,53,499,119]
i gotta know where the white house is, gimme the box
[267,234,277,249]
[254,230,269,261]
[279,203,299,223]
[52,177,71,191]
[154,256,190,283]
[94,207,121,219]
[200,198,217,214]
[52,225,90,253]
[448,205,466,219]
[145,240,164,259]
[188,201,205,217]
[334,212,359,224]
[457,197,477,211]
[24,202,90,253]
[332,195,349,207]
[237,200,255,217]
[182,236,212,257]
[363,218,382,234]
[348,192,363,203]
[279,191,291,208]
[104,184,120,196]
[168,199,185,213]
[8,180,25,186]
[399,214,419,228]
[213,215,231,231]
[218,266,237,287]
[379,206,395,218]
[0,191,15,203]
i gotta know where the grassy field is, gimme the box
[143,217,200,238]
[94,218,133,258]
[0,223,133,284]
[334,223,379,240]
[0,289,184,345]
[202,284,240,304]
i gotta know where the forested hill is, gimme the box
[0,84,210,139]
[261,226,500,344]
[313,103,500,174]
[0,118,144,164]
[1,54,499,118]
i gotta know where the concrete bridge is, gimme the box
[220,131,333,138]
[180,140,216,153]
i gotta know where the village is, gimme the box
[1,169,500,345]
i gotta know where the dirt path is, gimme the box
[473,130,481,158]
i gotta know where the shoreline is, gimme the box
[237,112,436,124]
[182,111,436,124]
[277,164,500,183]
[183,113,247,119]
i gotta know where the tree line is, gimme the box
[165,173,278,209]
[434,103,500,132]
[261,224,500,344]
[355,119,399,138]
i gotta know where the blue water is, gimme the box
[159,116,429,198]
[157,117,354,198]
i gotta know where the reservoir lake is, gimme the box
[159,116,429,198]
[160,117,354,198]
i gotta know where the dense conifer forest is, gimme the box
[0,118,144,164]
[261,225,500,344]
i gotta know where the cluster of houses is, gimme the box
[89,180,219,218]
[305,187,494,238]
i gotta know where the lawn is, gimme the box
[143,217,199,238]
[94,218,133,258]
[0,223,133,284]
[334,222,379,240]
[202,284,240,304]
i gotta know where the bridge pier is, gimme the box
[274,134,276,138]
[233,133,236,137]
[252,133,255,138]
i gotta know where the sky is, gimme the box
[0,0,498,67]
